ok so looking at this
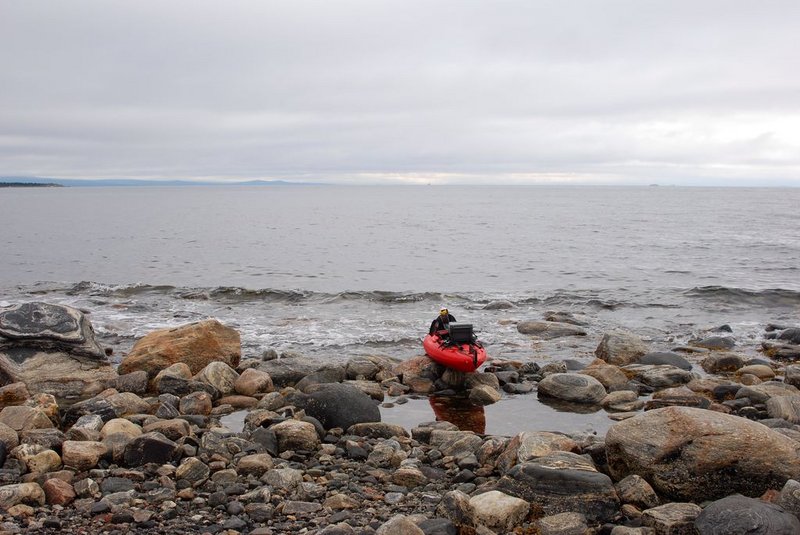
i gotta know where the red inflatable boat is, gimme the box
[423,323,487,372]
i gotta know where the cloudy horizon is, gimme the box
[2,1,799,186]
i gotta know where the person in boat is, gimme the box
[429,307,456,338]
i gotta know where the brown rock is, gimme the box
[0,482,45,508]
[25,449,62,475]
[581,359,630,391]
[179,391,213,415]
[0,406,53,433]
[61,441,107,471]
[24,393,59,423]
[153,362,193,390]
[0,422,19,449]
[42,478,75,506]
[142,419,192,441]
[100,418,142,440]
[271,420,320,452]
[118,319,240,378]
[607,406,800,501]
[0,383,30,408]
[234,368,274,397]
[236,453,274,476]
[216,395,258,409]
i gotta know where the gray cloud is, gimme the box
[1,0,799,184]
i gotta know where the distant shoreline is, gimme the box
[0,182,63,188]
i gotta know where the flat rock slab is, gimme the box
[0,302,84,342]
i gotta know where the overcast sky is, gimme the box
[2,1,799,185]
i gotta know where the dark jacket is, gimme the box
[429,314,456,335]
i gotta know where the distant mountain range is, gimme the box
[0,177,319,187]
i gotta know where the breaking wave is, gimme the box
[686,286,800,306]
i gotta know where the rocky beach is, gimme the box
[0,301,799,534]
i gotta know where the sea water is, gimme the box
[2,185,799,434]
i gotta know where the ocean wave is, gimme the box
[66,281,177,297]
[207,287,314,303]
[686,286,800,306]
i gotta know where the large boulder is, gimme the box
[492,451,620,523]
[0,302,116,400]
[294,383,380,430]
[118,319,240,378]
[694,494,800,535]
[606,407,800,502]
[595,331,649,366]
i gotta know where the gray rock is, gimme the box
[766,395,800,424]
[346,422,410,439]
[295,365,346,392]
[543,311,589,326]
[642,503,701,534]
[621,364,693,389]
[469,490,529,532]
[691,336,735,350]
[701,352,745,373]
[0,303,116,400]
[778,328,800,345]
[493,452,620,523]
[778,479,800,517]
[535,512,589,535]
[375,515,424,535]
[435,490,475,527]
[735,382,800,404]
[193,361,239,395]
[99,477,134,495]
[517,321,587,339]
[430,430,483,459]
[694,494,800,535]
[62,397,119,428]
[0,302,100,353]
[257,356,328,387]
[495,431,578,472]
[537,373,606,404]
[0,482,46,508]
[595,331,649,366]
[294,383,380,430]
[483,300,515,310]
[639,352,692,371]
[175,457,210,485]
[113,371,149,395]
[469,384,501,406]
[123,432,181,467]
[345,355,397,380]
[615,475,660,509]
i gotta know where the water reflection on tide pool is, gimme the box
[380,394,616,437]
[219,394,619,438]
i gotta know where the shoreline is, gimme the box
[0,302,799,533]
